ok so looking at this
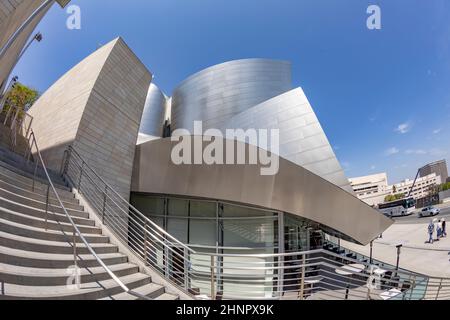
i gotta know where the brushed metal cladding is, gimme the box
[171,59,292,133]
[222,88,354,193]
[138,83,168,143]
[131,137,393,245]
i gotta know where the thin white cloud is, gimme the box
[433,128,442,134]
[430,148,448,157]
[370,165,376,170]
[395,123,412,134]
[405,149,427,155]
[385,147,400,156]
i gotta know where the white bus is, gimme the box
[378,198,416,218]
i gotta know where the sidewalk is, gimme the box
[342,222,450,278]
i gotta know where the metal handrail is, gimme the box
[63,146,194,253]
[60,145,450,300]
[26,130,149,300]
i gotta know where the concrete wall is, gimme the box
[440,189,450,203]
[0,0,51,90]
[29,37,152,199]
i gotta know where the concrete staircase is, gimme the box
[0,150,178,300]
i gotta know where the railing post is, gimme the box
[32,156,39,192]
[143,221,148,266]
[25,117,33,139]
[210,255,216,300]
[73,229,78,269]
[44,184,50,231]
[102,186,107,224]
[436,279,443,300]
[25,133,33,163]
[408,276,416,300]
[184,247,189,290]
[78,161,84,193]
[299,254,306,300]
[163,241,170,279]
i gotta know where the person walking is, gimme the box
[428,219,435,244]
[437,220,443,239]
[442,218,447,237]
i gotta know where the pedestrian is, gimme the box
[442,218,447,237]
[428,219,435,244]
[437,220,443,239]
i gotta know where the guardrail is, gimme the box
[25,131,149,300]
[1,104,33,152]
[60,145,450,300]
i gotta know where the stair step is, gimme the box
[0,170,72,198]
[0,197,94,227]
[0,160,69,191]
[0,262,139,286]
[0,217,109,243]
[0,245,128,269]
[0,155,67,190]
[0,273,152,300]
[100,283,165,300]
[0,187,85,215]
[0,231,118,255]
[154,293,180,300]
[0,179,77,204]
[0,206,102,235]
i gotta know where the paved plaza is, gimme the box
[343,205,450,278]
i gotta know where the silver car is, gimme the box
[418,206,440,218]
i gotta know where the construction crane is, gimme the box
[407,169,421,199]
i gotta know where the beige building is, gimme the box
[28,37,152,200]
[349,173,392,206]
[393,173,442,200]
[350,172,443,205]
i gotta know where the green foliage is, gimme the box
[1,83,39,118]
[384,193,405,202]
[440,182,450,192]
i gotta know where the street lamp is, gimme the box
[0,31,43,98]
[0,1,53,61]
[17,32,43,62]
[369,240,374,264]
[395,244,403,271]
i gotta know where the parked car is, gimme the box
[418,206,440,218]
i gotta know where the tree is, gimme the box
[1,83,39,118]
[384,193,405,202]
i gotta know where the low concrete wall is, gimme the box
[440,190,450,203]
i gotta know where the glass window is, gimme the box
[221,203,277,248]
[131,195,164,218]
[222,218,275,248]
[222,203,272,218]
[189,200,217,247]
[167,198,189,217]
[167,218,188,243]
[190,200,216,218]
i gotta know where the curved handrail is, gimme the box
[61,145,450,300]
[28,130,149,300]
[65,146,194,254]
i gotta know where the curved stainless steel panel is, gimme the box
[221,88,353,193]
[138,83,168,141]
[132,137,393,245]
[171,59,292,133]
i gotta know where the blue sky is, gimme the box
[11,0,450,184]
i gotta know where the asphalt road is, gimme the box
[393,206,450,224]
